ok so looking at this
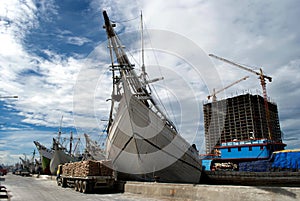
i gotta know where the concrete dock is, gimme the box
[34,174,300,201]
[124,181,300,201]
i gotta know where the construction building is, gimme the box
[203,93,283,154]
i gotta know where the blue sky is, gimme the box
[1,0,300,165]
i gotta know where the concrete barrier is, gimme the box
[124,182,300,201]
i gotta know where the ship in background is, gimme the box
[82,133,106,161]
[49,131,82,174]
[34,117,82,174]
[34,133,81,175]
[17,150,40,175]
[33,141,53,174]
[34,133,106,174]
[102,10,202,183]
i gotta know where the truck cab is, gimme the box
[0,166,7,176]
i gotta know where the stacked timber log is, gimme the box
[100,160,113,176]
[62,160,113,177]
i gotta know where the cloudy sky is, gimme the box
[0,0,299,165]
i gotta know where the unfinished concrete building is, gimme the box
[203,93,282,154]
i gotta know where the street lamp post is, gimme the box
[0,96,18,99]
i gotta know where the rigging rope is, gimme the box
[143,24,178,127]
[111,14,140,23]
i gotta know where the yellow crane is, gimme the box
[209,54,272,139]
[208,76,249,101]
[208,54,272,101]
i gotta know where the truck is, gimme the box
[0,166,7,176]
[56,160,116,193]
[14,168,30,176]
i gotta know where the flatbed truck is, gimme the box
[56,160,116,193]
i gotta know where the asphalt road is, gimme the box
[0,174,170,201]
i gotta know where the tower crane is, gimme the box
[208,54,272,101]
[208,76,249,101]
[208,54,272,139]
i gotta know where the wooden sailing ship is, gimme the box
[103,10,201,183]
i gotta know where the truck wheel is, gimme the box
[61,178,67,188]
[82,181,89,193]
[57,179,61,186]
[89,182,94,193]
[78,180,83,193]
[74,180,79,191]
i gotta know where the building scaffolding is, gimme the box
[203,93,282,154]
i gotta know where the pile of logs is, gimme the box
[100,160,113,176]
[62,160,113,177]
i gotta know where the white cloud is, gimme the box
[0,1,100,164]
[65,36,91,46]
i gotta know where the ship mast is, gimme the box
[103,10,141,133]
[103,11,148,96]
[140,11,147,84]
[102,10,176,131]
[107,33,116,133]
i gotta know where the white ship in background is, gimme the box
[82,133,106,161]
[33,141,53,174]
[49,133,80,174]
[34,117,81,174]
[35,133,105,174]
[102,10,201,183]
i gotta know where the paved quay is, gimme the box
[35,174,300,201]
[1,174,166,201]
